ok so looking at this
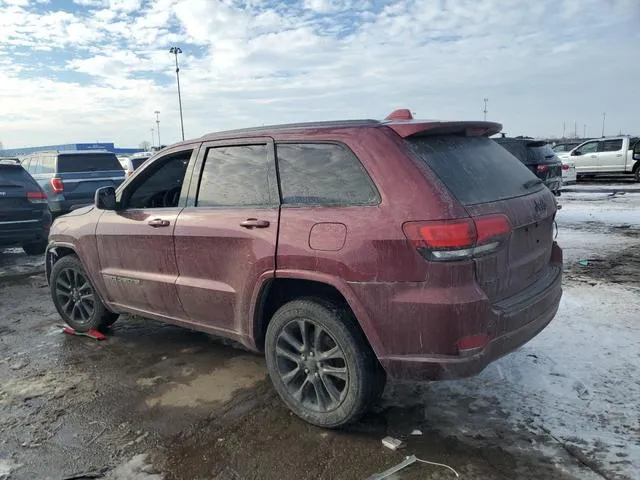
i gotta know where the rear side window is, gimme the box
[57,153,123,173]
[197,145,277,207]
[276,143,379,205]
[406,136,542,206]
[526,144,558,165]
[600,139,623,152]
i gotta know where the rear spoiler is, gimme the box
[384,120,503,139]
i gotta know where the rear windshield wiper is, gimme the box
[523,178,543,189]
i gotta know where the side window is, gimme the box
[196,144,276,207]
[576,141,598,154]
[41,154,55,174]
[600,139,623,152]
[22,156,32,172]
[126,150,192,209]
[276,143,379,205]
[32,154,43,174]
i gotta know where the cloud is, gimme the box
[0,0,639,148]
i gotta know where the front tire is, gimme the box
[265,298,384,428]
[50,255,119,332]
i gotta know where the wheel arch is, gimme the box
[251,271,383,357]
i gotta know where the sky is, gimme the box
[0,0,639,149]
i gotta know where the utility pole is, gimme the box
[562,121,566,138]
[169,47,185,141]
[602,112,606,137]
[154,111,161,147]
[483,98,488,121]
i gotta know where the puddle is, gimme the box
[145,356,266,408]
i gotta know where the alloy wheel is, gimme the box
[275,318,349,412]
[55,268,96,325]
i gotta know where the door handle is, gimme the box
[148,218,170,227]
[590,155,598,158]
[616,154,623,157]
[240,218,270,229]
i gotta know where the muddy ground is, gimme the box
[1,184,639,480]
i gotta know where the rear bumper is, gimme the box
[49,199,93,215]
[351,244,563,381]
[0,217,51,247]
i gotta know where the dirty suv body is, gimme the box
[46,110,562,427]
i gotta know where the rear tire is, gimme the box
[634,166,640,183]
[22,241,47,255]
[50,255,119,332]
[265,297,384,428]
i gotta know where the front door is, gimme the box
[598,138,625,172]
[572,140,600,173]
[173,139,279,336]
[95,146,199,319]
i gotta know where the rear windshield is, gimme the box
[0,164,37,187]
[406,135,543,206]
[57,153,123,173]
[499,141,559,166]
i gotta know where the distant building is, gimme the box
[0,142,143,157]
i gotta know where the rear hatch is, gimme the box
[406,135,557,302]
[55,153,125,205]
[0,163,47,223]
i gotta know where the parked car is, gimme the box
[561,157,577,185]
[0,159,51,254]
[119,152,153,178]
[46,110,563,427]
[494,137,563,195]
[20,150,126,216]
[562,136,640,180]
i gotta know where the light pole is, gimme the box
[483,98,488,121]
[154,110,161,147]
[150,127,155,150]
[601,112,606,137]
[169,46,185,141]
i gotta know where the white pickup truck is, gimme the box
[558,136,640,181]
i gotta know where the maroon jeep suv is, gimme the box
[46,110,562,427]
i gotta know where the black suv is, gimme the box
[0,159,52,254]
[20,150,125,216]
[494,137,563,196]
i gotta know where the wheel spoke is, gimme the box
[56,277,71,292]
[276,346,301,364]
[310,374,330,410]
[77,303,89,321]
[291,376,309,402]
[313,324,324,350]
[297,320,309,351]
[321,365,347,381]
[281,366,301,384]
[319,372,342,402]
[279,330,303,353]
[318,345,343,361]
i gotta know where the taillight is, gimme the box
[27,191,48,204]
[536,165,549,173]
[126,169,133,177]
[50,177,64,193]
[561,164,570,171]
[403,215,511,261]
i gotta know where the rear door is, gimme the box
[56,153,126,208]
[95,146,197,319]
[598,138,625,172]
[406,135,557,302]
[173,138,279,335]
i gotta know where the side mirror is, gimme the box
[633,144,640,161]
[572,150,582,156]
[95,186,117,210]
